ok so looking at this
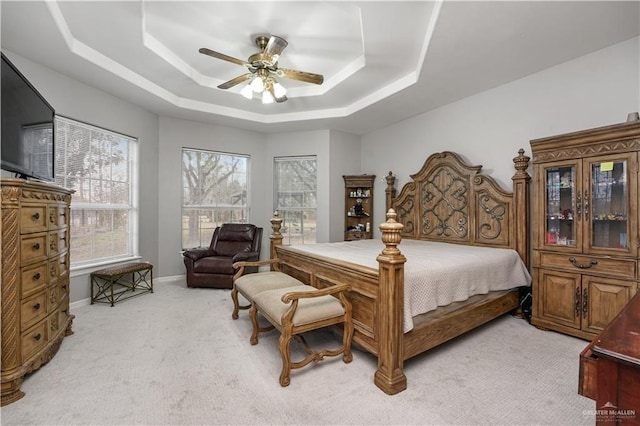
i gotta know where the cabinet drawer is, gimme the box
[21,320,48,363]
[20,204,48,233]
[21,262,48,297]
[21,291,48,330]
[48,229,68,257]
[538,252,637,280]
[20,233,48,265]
[57,279,70,304]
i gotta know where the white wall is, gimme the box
[2,51,161,304]
[362,37,640,236]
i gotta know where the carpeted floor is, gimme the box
[1,278,596,425]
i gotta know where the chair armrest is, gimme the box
[183,248,216,261]
[281,284,351,303]
[232,251,259,263]
[233,258,281,280]
[233,258,280,270]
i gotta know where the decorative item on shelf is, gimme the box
[627,112,640,122]
[354,198,364,216]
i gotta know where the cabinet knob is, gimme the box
[32,243,40,250]
[31,212,40,220]
[568,257,597,269]
[33,272,41,280]
[34,333,42,341]
[33,303,41,310]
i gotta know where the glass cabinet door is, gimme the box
[589,159,629,251]
[545,165,577,248]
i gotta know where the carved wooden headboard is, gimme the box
[385,150,531,266]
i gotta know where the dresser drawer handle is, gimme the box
[32,243,40,250]
[568,257,597,269]
[34,333,42,341]
[33,272,41,280]
[33,303,41,310]
[31,212,40,220]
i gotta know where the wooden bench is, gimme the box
[232,258,353,387]
[251,283,353,387]
[231,258,303,319]
[91,262,153,307]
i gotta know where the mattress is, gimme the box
[286,239,531,332]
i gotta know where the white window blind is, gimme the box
[54,116,138,267]
[274,156,317,244]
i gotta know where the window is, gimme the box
[55,116,138,267]
[274,156,317,245]
[182,149,249,249]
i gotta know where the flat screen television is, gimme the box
[1,52,55,182]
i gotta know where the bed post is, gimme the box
[511,149,531,269]
[375,208,407,394]
[385,171,396,212]
[270,211,283,271]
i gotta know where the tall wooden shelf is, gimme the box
[343,175,375,241]
[530,120,640,340]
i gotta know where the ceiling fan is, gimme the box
[199,35,324,103]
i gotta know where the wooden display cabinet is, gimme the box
[530,120,640,340]
[343,175,375,241]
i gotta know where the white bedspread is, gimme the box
[286,239,531,333]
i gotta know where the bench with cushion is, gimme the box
[232,258,353,387]
[231,258,302,319]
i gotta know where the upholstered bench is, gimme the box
[250,283,353,387]
[90,262,153,307]
[231,258,303,319]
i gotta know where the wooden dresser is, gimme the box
[530,121,639,340]
[580,291,640,424]
[1,178,74,405]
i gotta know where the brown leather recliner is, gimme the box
[183,223,263,289]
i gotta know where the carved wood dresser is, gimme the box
[1,178,74,405]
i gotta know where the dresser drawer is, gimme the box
[21,262,48,297]
[538,252,637,280]
[21,291,48,330]
[20,204,48,234]
[20,232,48,265]
[48,229,68,257]
[21,320,48,363]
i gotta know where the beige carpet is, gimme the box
[1,279,595,425]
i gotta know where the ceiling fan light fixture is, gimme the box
[262,90,275,104]
[240,84,254,99]
[273,80,287,99]
[251,76,265,93]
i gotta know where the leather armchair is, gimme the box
[183,223,263,289]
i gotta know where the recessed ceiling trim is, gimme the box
[45,0,441,125]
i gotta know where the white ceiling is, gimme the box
[2,1,639,135]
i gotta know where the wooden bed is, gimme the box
[268,149,531,394]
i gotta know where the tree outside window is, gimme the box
[182,149,249,249]
[274,156,317,245]
[55,116,137,267]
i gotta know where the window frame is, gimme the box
[181,148,250,249]
[54,115,139,275]
[273,155,317,245]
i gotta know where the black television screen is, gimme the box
[1,52,55,182]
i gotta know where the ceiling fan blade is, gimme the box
[217,73,254,90]
[199,48,249,67]
[263,35,288,63]
[278,68,324,85]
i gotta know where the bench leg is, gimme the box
[343,319,354,364]
[249,304,259,345]
[278,330,293,387]
[231,287,242,320]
